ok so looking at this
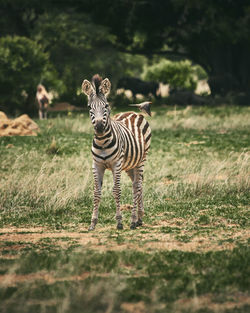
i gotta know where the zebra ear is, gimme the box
[99,78,111,96]
[82,80,95,96]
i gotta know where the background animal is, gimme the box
[36,84,49,120]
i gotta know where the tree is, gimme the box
[31,11,147,105]
[0,36,55,115]
[78,0,250,96]
[2,0,249,101]
[0,2,147,109]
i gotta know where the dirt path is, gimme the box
[1,225,249,253]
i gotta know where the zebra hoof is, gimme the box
[130,222,137,230]
[136,219,143,227]
[88,218,97,231]
[117,223,123,230]
[88,225,95,231]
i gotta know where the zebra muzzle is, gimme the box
[94,121,104,133]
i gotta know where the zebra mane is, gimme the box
[92,74,103,95]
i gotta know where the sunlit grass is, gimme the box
[0,105,249,313]
[146,150,250,199]
[150,105,250,131]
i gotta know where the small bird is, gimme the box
[129,101,152,116]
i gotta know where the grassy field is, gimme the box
[0,105,249,313]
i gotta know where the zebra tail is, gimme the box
[129,101,152,117]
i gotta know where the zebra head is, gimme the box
[82,74,111,135]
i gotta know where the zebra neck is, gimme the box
[93,121,115,148]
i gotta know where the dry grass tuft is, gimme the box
[0,151,92,211]
[151,106,250,131]
[148,151,249,198]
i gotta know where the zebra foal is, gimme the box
[82,74,151,230]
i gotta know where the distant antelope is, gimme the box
[36,84,49,120]
[82,74,151,230]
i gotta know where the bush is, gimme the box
[144,59,204,92]
[0,36,59,115]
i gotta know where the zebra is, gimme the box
[82,74,151,230]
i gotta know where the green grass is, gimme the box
[0,105,249,312]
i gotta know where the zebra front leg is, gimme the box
[112,163,123,230]
[89,162,105,231]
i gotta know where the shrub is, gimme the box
[0,36,59,115]
[144,59,204,92]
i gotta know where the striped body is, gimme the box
[82,74,151,230]
[92,112,151,171]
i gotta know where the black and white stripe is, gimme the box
[82,74,151,230]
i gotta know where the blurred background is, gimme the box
[0,0,250,116]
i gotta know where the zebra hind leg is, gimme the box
[135,163,144,227]
[127,165,144,229]
[126,169,137,229]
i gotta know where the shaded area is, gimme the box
[0,240,249,313]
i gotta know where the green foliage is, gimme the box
[0,36,58,115]
[0,1,249,110]
[32,12,146,107]
[144,59,198,91]
[193,64,208,81]
[82,0,250,95]
[0,7,147,112]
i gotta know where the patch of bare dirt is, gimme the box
[143,237,237,252]
[0,226,249,253]
[0,271,90,287]
[154,214,246,231]
[0,271,147,287]
[121,301,146,313]
[173,293,250,313]
[0,228,98,245]
[0,226,45,233]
